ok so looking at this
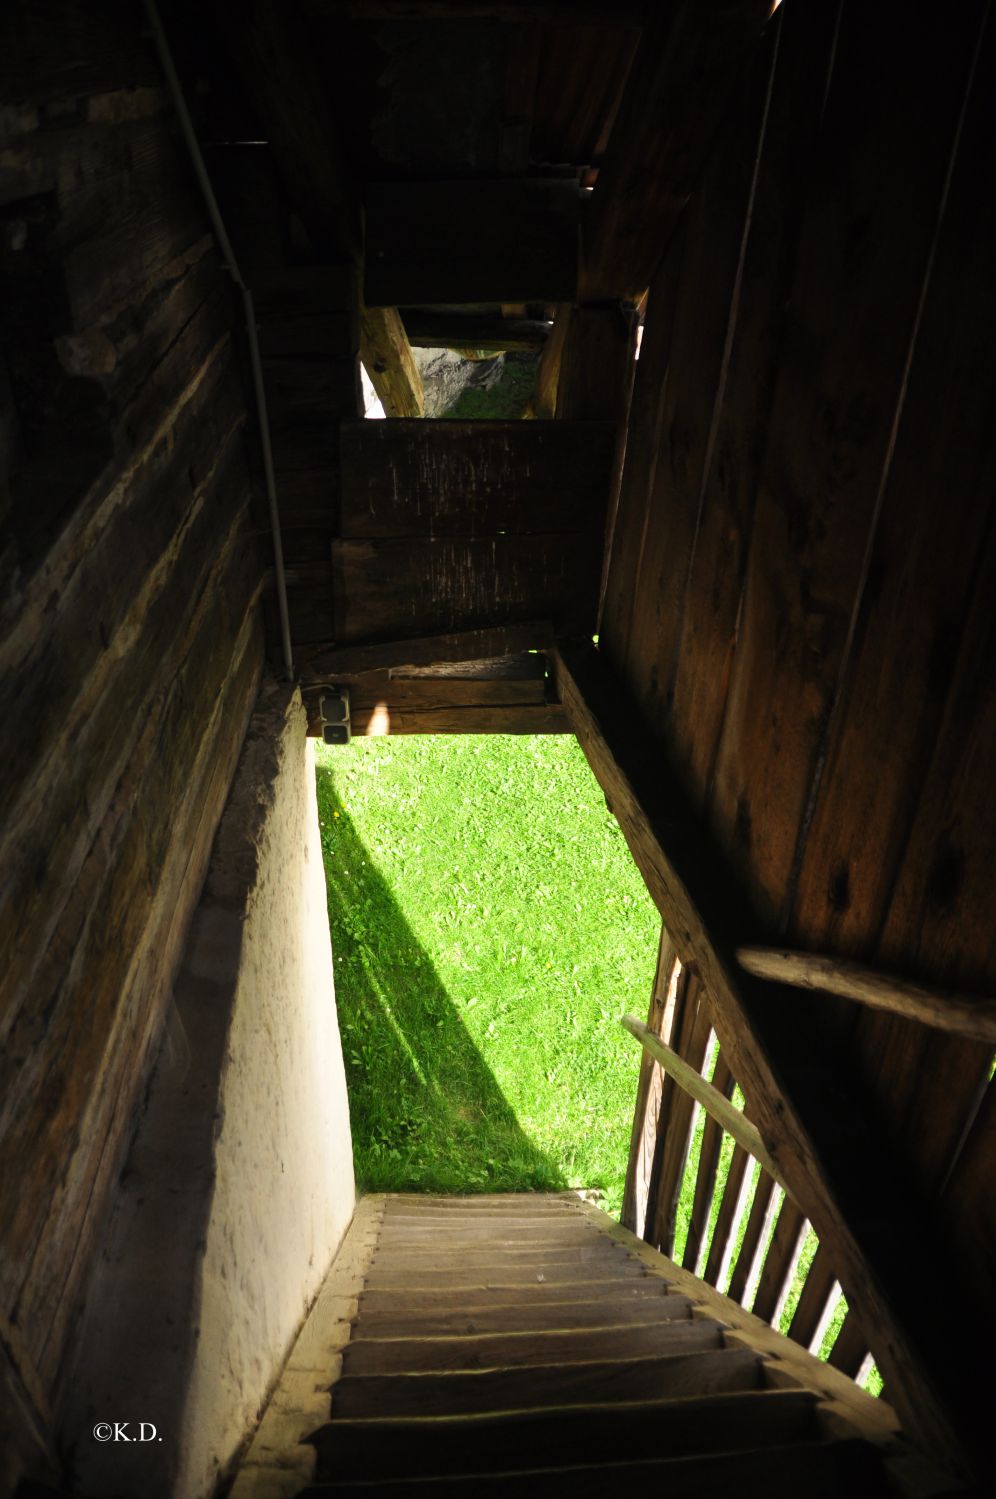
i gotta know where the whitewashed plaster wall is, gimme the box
[64,681,355,1499]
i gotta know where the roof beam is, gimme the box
[554,640,981,1482]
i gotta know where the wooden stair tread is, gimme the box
[364,1258,648,1288]
[353,1292,697,1338]
[358,1278,672,1316]
[232,1194,918,1498]
[340,1317,725,1374]
[373,1235,624,1259]
[329,1346,764,1419]
[310,1388,823,1481]
[301,1438,889,1497]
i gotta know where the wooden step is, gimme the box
[310,1388,822,1482]
[340,1317,726,1375]
[329,1346,764,1420]
[381,1209,586,1226]
[357,1278,672,1319]
[371,1241,630,1267]
[364,1258,648,1289]
[303,1438,888,1497]
[376,1224,601,1248]
[353,1291,697,1339]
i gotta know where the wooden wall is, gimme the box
[0,0,263,1452]
[601,0,995,1417]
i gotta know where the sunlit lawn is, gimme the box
[314,733,660,1213]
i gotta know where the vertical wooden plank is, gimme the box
[645,975,711,1255]
[681,1052,734,1273]
[726,1168,776,1306]
[751,1198,807,1325]
[665,0,844,810]
[787,1240,837,1351]
[701,1140,751,1288]
[599,232,686,676]
[780,9,996,1221]
[708,0,987,925]
[618,36,777,730]
[621,929,678,1234]
[827,1308,870,1379]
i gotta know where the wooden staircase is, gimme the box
[231,1194,961,1498]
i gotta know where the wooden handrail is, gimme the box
[620,1015,796,1202]
[736,948,996,1047]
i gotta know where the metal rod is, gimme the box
[141,0,295,681]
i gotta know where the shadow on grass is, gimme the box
[315,775,565,1196]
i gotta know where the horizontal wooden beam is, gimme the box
[620,1015,793,1198]
[297,622,554,681]
[320,704,570,736]
[403,313,551,353]
[737,948,996,1047]
[365,178,580,306]
[554,640,975,1477]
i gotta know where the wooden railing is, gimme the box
[621,929,876,1385]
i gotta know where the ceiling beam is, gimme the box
[554,640,981,1482]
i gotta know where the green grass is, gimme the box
[314,734,659,1210]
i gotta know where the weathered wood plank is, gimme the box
[612,28,777,725]
[313,1389,821,1484]
[663,0,843,811]
[787,1241,837,1352]
[702,1141,752,1289]
[338,419,615,539]
[737,948,996,1046]
[365,178,580,305]
[305,1443,888,1499]
[827,1309,870,1380]
[359,304,424,418]
[682,1051,735,1274]
[298,622,554,680]
[331,537,599,643]
[581,0,772,301]
[726,1169,776,1307]
[708,2,985,929]
[357,1280,674,1319]
[340,1318,723,1376]
[597,235,685,660]
[364,1258,647,1288]
[645,973,711,1256]
[353,1294,696,1341]
[751,1199,807,1326]
[10,563,262,1375]
[344,704,570,737]
[403,313,550,353]
[621,928,677,1234]
[331,1347,763,1420]
[624,1019,789,1199]
[209,0,359,259]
